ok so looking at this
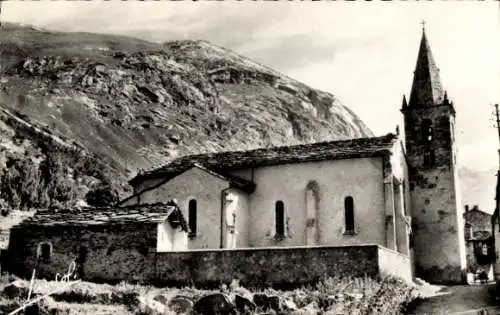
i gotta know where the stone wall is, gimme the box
[6,230,412,288]
[5,223,158,283]
[378,246,413,283]
[153,245,411,289]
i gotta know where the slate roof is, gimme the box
[130,133,398,186]
[13,203,189,231]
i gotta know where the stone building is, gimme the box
[118,27,466,284]
[463,205,494,283]
[4,203,188,283]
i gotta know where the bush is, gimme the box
[85,181,120,207]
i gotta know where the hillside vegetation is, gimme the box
[0,23,372,209]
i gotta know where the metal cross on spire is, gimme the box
[421,20,426,31]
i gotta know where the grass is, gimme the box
[0,274,419,315]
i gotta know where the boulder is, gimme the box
[168,295,194,315]
[252,294,280,312]
[281,297,298,311]
[2,283,29,299]
[268,296,280,312]
[24,303,40,315]
[193,293,236,315]
[234,294,256,314]
[152,294,169,305]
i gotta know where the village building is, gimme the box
[463,205,495,283]
[3,203,188,283]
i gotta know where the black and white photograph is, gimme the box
[0,1,499,314]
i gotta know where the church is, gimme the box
[119,27,467,284]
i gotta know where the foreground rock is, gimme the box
[168,295,195,314]
[193,293,236,315]
[1,283,29,299]
[234,294,257,314]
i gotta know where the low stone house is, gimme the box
[463,205,495,283]
[4,203,188,283]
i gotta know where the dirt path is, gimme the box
[407,285,500,314]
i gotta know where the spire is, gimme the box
[408,25,445,108]
[401,95,408,110]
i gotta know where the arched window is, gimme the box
[39,242,52,261]
[188,199,197,235]
[344,196,355,233]
[275,201,285,236]
[421,119,433,143]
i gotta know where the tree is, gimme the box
[85,181,120,207]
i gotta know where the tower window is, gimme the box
[344,196,355,234]
[275,201,285,236]
[424,150,435,167]
[188,199,197,236]
[421,119,433,143]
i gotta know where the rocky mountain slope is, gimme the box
[0,23,372,208]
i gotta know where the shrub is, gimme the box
[85,181,120,207]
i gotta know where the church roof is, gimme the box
[408,28,445,108]
[12,203,188,231]
[129,133,398,186]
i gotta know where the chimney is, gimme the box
[465,205,469,212]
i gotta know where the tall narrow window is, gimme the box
[423,150,435,167]
[39,242,52,261]
[421,119,433,143]
[275,201,285,236]
[188,199,197,236]
[344,196,355,234]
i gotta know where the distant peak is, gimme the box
[408,26,445,108]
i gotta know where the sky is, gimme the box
[3,1,500,172]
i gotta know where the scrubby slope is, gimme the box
[0,23,372,208]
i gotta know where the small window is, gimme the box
[188,199,197,236]
[421,119,433,143]
[423,150,435,167]
[344,196,355,234]
[275,201,285,236]
[39,242,52,261]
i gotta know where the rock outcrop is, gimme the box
[0,23,372,207]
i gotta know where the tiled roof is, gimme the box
[130,133,398,186]
[13,203,188,230]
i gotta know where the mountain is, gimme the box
[0,23,372,209]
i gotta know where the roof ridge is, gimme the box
[131,133,398,182]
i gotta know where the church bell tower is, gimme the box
[401,25,466,284]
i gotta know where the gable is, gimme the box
[118,165,254,206]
